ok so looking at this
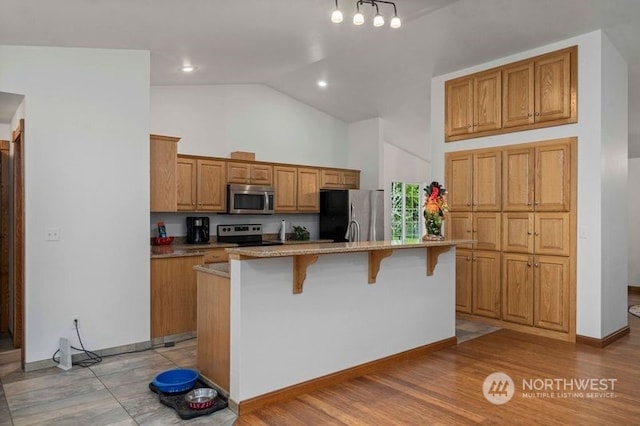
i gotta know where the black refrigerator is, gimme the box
[319,189,384,242]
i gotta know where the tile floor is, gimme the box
[0,321,497,425]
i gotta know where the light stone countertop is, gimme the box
[194,262,230,278]
[150,242,237,259]
[226,239,475,258]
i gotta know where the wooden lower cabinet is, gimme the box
[502,253,569,332]
[202,248,228,264]
[456,249,501,319]
[150,256,203,338]
[448,212,500,251]
[197,271,230,393]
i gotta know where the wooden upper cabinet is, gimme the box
[473,213,501,251]
[177,157,197,211]
[502,148,535,211]
[227,162,273,186]
[150,134,179,212]
[502,213,534,253]
[274,166,298,212]
[535,50,572,122]
[320,169,360,189]
[502,62,535,128]
[197,159,226,212]
[473,70,502,133]
[473,151,501,211]
[297,167,320,212]
[445,77,474,137]
[446,46,577,141]
[177,156,226,212]
[446,152,473,211]
[535,143,570,211]
[534,213,570,256]
[448,213,473,249]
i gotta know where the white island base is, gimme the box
[195,240,469,415]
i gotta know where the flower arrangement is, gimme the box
[423,181,448,240]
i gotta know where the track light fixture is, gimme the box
[331,0,401,28]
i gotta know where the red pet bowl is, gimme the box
[152,236,174,246]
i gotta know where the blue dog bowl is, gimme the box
[152,368,199,393]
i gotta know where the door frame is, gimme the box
[12,119,24,362]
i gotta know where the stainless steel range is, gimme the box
[216,224,284,247]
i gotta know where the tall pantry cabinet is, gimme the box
[446,137,576,341]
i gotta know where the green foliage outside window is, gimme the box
[391,182,421,242]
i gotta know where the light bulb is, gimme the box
[373,13,384,27]
[390,15,401,28]
[353,12,364,25]
[331,9,343,23]
[181,65,195,73]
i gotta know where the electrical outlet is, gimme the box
[72,315,80,329]
[46,228,61,241]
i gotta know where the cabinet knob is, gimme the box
[534,201,539,205]
[534,232,539,236]
[467,124,472,128]
[466,203,471,207]
[473,258,477,261]
[466,256,471,261]
[527,262,532,267]
[527,202,532,206]
[535,112,540,116]
[534,263,539,267]
[527,231,532,235]
[466,230,472,233]
[528,113,533,117]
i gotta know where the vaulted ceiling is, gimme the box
[1,0,639,158]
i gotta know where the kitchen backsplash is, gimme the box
[150,212,319,240]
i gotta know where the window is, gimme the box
[391,182,422,241]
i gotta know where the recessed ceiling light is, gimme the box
[181,65,196,73]
[317,80,328,88]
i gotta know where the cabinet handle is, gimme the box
[472,229,477,233]
[473,257,477,261]
[527,202,532,206]
[534,232,539,236]
[534,263,539,267]
[535,112,540,116]
[527,231,532,235]
[466,230,472,233]
[527,262,532,267]
[466,256,471,261]
[467,124,472,128]
[466,203,471,206]
[528,113,533,117]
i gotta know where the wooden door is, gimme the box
[472,250,501,319]
[535,143,570,211]
[226,162,251,184]
[447,213,472,249]
[534,255,570,332]
[473,70,501,133]
[502,61,535,128]
[176,157,197,211]
[250,164,273,185]
[502,253,534,325]
[473,151,501,211]
[297,167,320,212]
[197,159,226,211]
[320,169,342,189]
[535,50,571,122]
[0,142,9,334]
[455,249,473,313]
[502,147,534,211]
[342,171,360,189]
[502,213,534,253]
[274,166,297,212]
[150,135,179,212]
[12,120,24,354]
[445,77,473,138]
[473,213,501,251]
[445,152,473,211]
[534,213,570,256]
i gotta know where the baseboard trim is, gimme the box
[576,326,630,348]
[235,336,457,416]
[628,285,640,294]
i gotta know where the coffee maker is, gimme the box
[186,217,210,244]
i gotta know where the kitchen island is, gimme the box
[195,239,473,415]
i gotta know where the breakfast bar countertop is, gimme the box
[150,242,237,259]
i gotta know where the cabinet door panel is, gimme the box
[535,51,571,122]
[473,70,502,132]
[473,213,501,251]
[535,213,570,256]
[176,157,197,211]
[456,249,473,313]
[446,153,473,211]
[447,213,472,249]
[342,171,360,189]
[502,62,535,128]
[534,255,570,332]
[250,164,273,185]
[274,166,297,212]
[502,253,534,325]
[502,213,534,253]
[197,159,226,212]
[446,77,473,137]
[226,162,251,184]
[502,148,534,211]
[472,250,501,319]
[473,151,501,211]
[150,135,178,212]
[297,168,320,212]
[320,170,342,189]
[535,143,570,211]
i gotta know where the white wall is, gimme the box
[0,46,150,364]
[600,36,629,336]
[0,123,9,139]
[431,30,628,339]
[150,85,348,168]
[347,118,383,190]
[629,158,640,286]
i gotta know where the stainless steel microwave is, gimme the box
[227,184,275,214]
